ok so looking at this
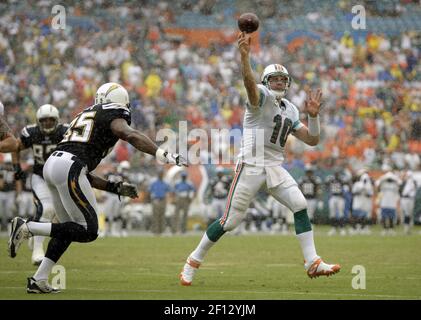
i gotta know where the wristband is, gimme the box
[308,115,320,137]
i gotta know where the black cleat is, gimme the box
[8,217,30,258]
[27,277,61,294]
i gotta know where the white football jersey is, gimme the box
[238,84,303,167]
[376,172,401,209]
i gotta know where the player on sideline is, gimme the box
[179,32,340,286]
[8,82,187,293]
[12,104,69,265]
[0,101,19,153]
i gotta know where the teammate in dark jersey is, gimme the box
[325,170,348,236]
[8,82,187,293]
[297,165,322,223]
[12,104,69,265]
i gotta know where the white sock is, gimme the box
[190,232,215,263]
[27,222,52,236]
[32,236,45,254]
[33,257,55,281]
[296,230,318,264]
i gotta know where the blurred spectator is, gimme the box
[148,170,172,235]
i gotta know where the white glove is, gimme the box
[156,148,188,167]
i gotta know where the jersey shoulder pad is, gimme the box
[21,125,37,138]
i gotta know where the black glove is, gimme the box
[13,164,26,181]
[106,181,138,199]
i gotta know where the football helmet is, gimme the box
[95,82,130,108]
[36,104,59,134]
[261,64,291,99]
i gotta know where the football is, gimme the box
[237,13,259,33]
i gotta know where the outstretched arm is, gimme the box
[293,88,323,146]
[238,32,260,107]
[110,118,187,166]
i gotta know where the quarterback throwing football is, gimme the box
[180,32,341,286]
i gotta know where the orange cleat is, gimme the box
[305,257,341,278]
[179,257,201,286]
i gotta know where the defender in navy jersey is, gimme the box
[8,82,187,293]
[12,104,68,266]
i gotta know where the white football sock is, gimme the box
[190,232,215,263]
[296,230,318,263]
[33,257,55,281]
[27,222,52,236]
[32,236,45,254]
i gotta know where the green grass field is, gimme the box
[1,226,421,300]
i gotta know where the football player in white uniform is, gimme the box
[180,32,340,286]
[376,171,402,235]
[400,170,418,234]
[351,170,374,235]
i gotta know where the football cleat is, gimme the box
[305,257,341,278]
[27,277,60,294]
[8,217,31,258]
[179,257,201,286]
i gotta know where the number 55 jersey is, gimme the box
[56,103,131,172]
[238,84,303,167]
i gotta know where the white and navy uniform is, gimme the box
[376,172,402,221]
[208,175,231,221]
[351,173,374,218]
[400,174,417,223]
[0,165,16,227]
[43,102,131,241]
[219,84,307,232]
[20,123,69,221]
[326,174,346,219]
[297,174,322,221]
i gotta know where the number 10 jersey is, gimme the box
[238,84,303,167]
